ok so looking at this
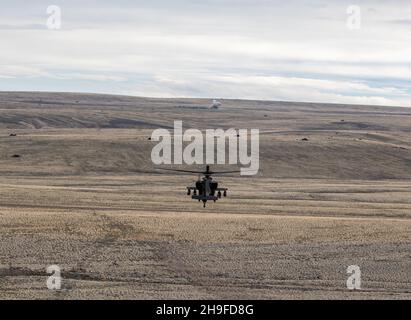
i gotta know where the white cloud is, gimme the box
[0,0,410,107]
[126,74,411,107]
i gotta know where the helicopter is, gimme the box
[158,165,240,207]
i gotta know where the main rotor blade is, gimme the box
[157,168,251,175]
[211,170,241,174]
[156,168,204,174]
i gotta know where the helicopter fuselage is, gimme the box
[187,175,227,207]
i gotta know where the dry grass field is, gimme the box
[0,92,410,299]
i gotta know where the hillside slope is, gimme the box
[1,92,410,180]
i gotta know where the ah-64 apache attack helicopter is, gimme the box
[159,165,240,207]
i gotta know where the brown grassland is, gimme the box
[0,92,410,299]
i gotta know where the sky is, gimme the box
[0,0,410,107]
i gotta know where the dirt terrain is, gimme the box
[0,92,410,299]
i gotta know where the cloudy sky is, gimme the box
[0,0,410,106]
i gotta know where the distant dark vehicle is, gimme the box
[158,165,239,208]
[9,133,17,137]
[11,154,21,158]
[302,138,309,141]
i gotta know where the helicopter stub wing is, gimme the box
[192,195,218,201]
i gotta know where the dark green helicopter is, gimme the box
[159,165,240,207]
